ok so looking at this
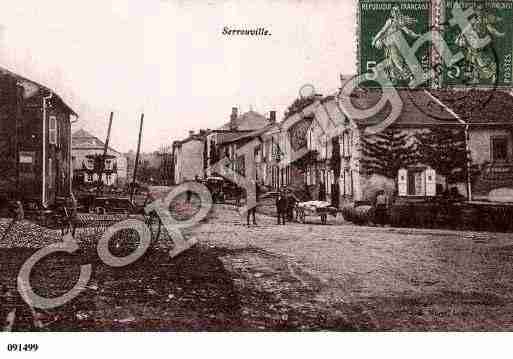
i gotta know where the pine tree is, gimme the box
[361,128,417,179]
[415,128,467,184]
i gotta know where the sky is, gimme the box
[0,0,356,152]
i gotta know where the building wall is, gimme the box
[469,128,513,165]
[175,139,205,183]
[45,102,73,203]
[72,148,127,186]
[0,79,74,206]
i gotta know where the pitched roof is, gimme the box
[215,131,249,145]
[72,128,121,154]
[73,128,95,138]
[220,125,274,145]
[340,88,461,127]
[173,132,208,146]
[0,65,78,117]
[432,89,513,125]
[219,110,270,131]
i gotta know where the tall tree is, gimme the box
[415,128,467,184]
[361,128,417,179]
[284,96,317,119]
[156,145,173,184]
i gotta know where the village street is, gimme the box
[195,205,513,331]
[2,201,513,331]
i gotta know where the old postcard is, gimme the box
[1,0,513,357]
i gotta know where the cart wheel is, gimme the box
[300,210,306,224]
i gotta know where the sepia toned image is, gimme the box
[2,1,513,349]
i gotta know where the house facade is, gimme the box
[71,129,127,187]
[260,85,468,206]
[172,107,273,184]
[436,90,513,202]
[0,67,77,208]
[279,85,513,206]
[172,130,208,184]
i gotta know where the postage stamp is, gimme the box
[441,0,513,87]
[358,0,432,88]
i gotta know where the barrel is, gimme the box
[341,205,372,225]
[390,203,412,227]
[353,205,373,225]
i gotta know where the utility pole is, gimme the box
[97,112,114,197]
[14,83,21,199]
[131,113,144,203]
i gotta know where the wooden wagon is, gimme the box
[294,201,338,224]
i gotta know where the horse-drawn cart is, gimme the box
[294,201,338,224]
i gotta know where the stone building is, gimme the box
[172,107,273,184]
[269,81,513,206]
[172,130,208,184]
[261,82,471,206]
[438,90,513,202]
[71,129,127,187]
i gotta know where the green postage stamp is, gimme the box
[442,0,513,87]
[358,0,432,88]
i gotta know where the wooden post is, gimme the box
[96,112,114,197]
[131,113,144,203]
[14,83,20,199]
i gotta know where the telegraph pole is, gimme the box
[130,113,144,202]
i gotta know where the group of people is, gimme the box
[275,189,296,225]
[244,185,298,226]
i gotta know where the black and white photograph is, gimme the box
[1,0,513,357]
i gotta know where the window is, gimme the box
[87,174,93,182]
[492,136,509,162]
[398,168,436,197]
[342,131,352,158]
[19,151,35,173]
[407,170,425,196]
[49,116,57,145]
[254,145,261,163]
[105,159,112,170]
[343,169,353,196]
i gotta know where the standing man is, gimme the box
[374,190,389,226]
[318,181,326,202]
[276,191,287,225]
[286,191,297,222]
[246,183,260,226]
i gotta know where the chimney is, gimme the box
[269,110,276,124]
[229,107,238,131]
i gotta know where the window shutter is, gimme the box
[349,170,354,197]
[425,168,436,197]
[398,168,408,196]
[342,170,346,196]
